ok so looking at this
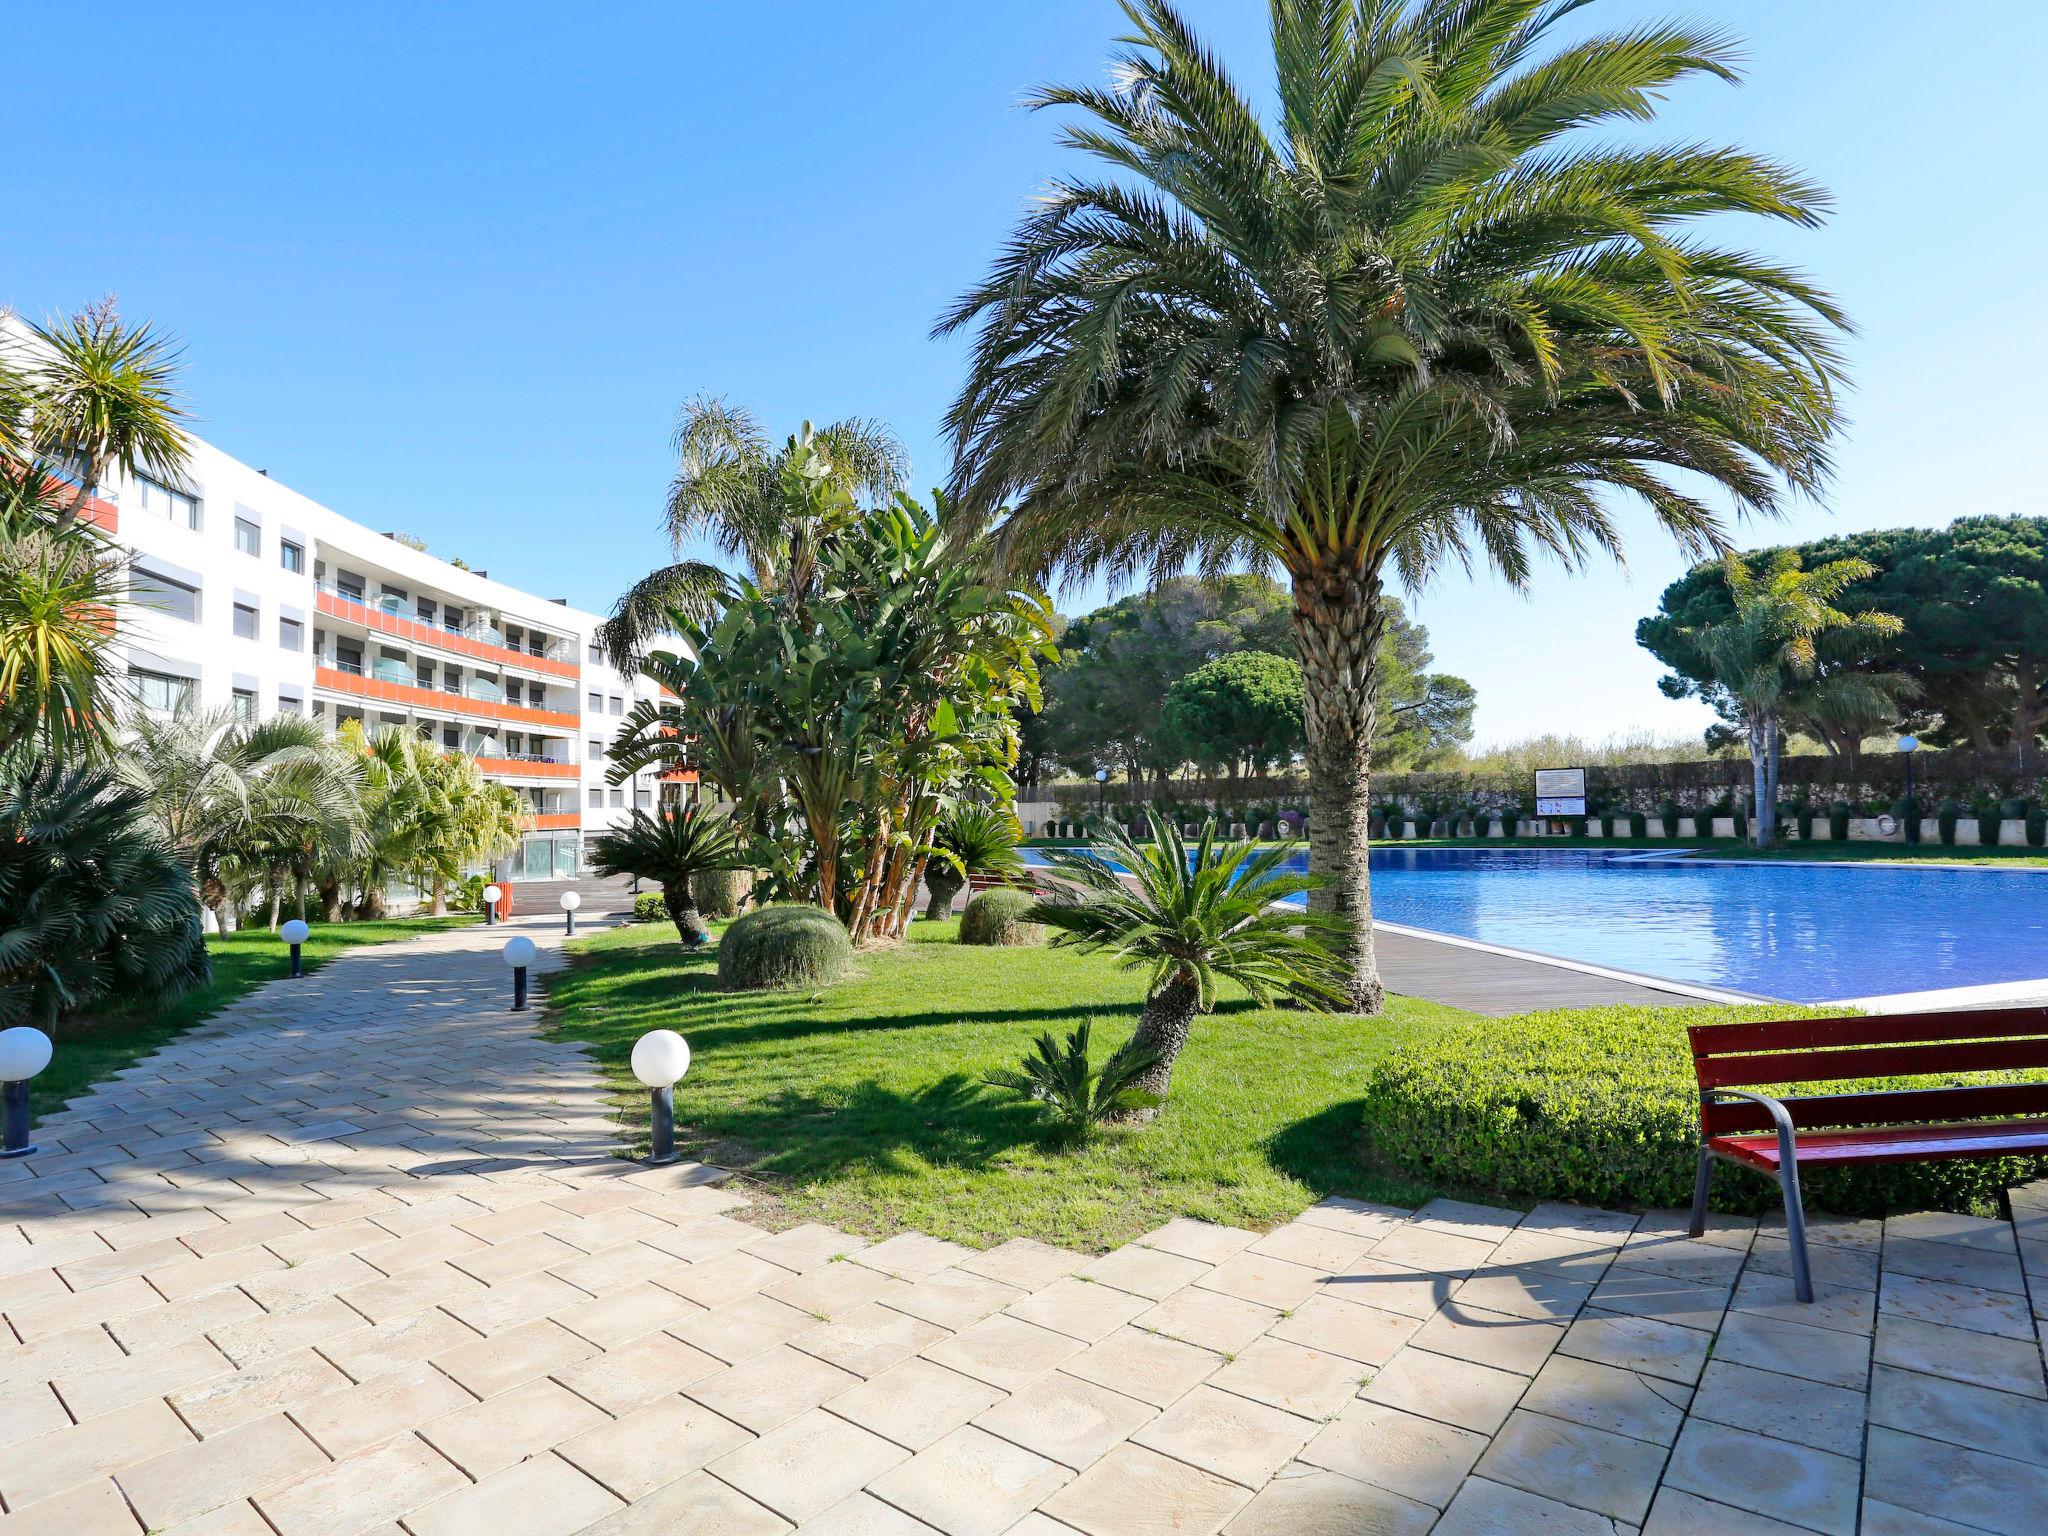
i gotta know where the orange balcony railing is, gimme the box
[314,666,579,731]
[473,755,579,780]
[519,812,582,831]
[315,590,579,679]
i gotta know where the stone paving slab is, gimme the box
[1,916,2045,1534]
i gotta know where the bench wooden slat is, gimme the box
[1702,1081,2048,1135]
[1688,1008,2048,1056]
[1709,1119,2048,1170]
[1694,1036,2048,1090]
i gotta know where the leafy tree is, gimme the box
[0,755,209,1030]
[1029,816,1351,1100]
[590,806,743,945]
[941,0,1846,1010]
[1667,551,1902,845]
[1160,651,1305,777]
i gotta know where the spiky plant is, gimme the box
[942,0,1850,1011]
[924,803,1025,918]
[983,1021,1164,1141]
[0,755,210,1030]
[1029,814,1351,1100]
[0,465,128,759]
[589,804,744,945]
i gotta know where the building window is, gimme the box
[609,787,624,808]
[587,739,602,761]
[278,693,302,716]
[128,668,194,714]
[133,568,201,623]
[234,517,261,556]
[230,688,258,722]
[279,617,303,651]
[587,690,601,712]
[280,540,305,574]
[608,694,623,715]
[135,475,201,530]
[587,643,602,665]
[233,602,259,640]
[634,784,652,808]
[588,787,603,809]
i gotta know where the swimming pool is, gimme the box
[1020,846,2048,1003]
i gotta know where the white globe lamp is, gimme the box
[0,1027,52,1158]
[560,888,582,936]
[279,918,311,977]
[482,884,503,926]
[631,1030,691,1165]
[502,935,538,1009]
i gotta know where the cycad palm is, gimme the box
[943,0,1849,1010]
[601,398,908,667]
[1687,550,1902,846]
[589,804,744,944]
[1031,815,1351,1100]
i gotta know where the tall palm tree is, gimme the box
[1684,551,1902,846]
[10,297,192,522]
[600,399,908,668]
[0,462,129,759]
[941,0,1849,1010]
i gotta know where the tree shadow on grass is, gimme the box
[1263,1096,1438,1211]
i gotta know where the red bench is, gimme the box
[1687,1008,2048,1301]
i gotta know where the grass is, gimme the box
[546,918,1477,1249]
[44,916,479,1120]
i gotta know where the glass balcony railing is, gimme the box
[464,679,505,704]
[315,583,573,665]
[370,658,413,684]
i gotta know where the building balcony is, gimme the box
[519,812,582,831]
[314,664,579,731]
[475,755,580,780]
[315,588,579,680]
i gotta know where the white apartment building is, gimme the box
[89,429,692,883]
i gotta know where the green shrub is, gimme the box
[959,887,1044,946]
[2030,809,2048,848]
[1828,800,1851,841]
[1627,810,1648,839]
[631,891,670,923]
[693,867,754,919]
[717,905,853,990]
[1368,812,1387,839]
[1360,1006,2048,1216]
[1658,801,1679,838]
[982,1021,1161,1142]
[1794,802,1815,841]
[1976,804,2003,847]
[1937,798,1961,846]
[1731,806,1747,840]
[1498,809,1518,837]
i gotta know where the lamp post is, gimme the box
[1898,735,1920,845]
[0,1028,53,1159]
[502,935,537,1010]
[280,919,310,978]
[631,1029,691,1165]
[482,884,502,927]
[1095,767,1108,829]
[560,889,581,936]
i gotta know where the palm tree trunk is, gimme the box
[266,882,283,930]
[1766,721,1784,843]
[1126,971,1202,1099]
[1292,567,1386,1015]
[1747,715,1772,847]
[430,874,447,916]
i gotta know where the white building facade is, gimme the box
[96,430,690,883]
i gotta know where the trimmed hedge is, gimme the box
[693,867,754,919]
[717,904,853,990]
[631,891,669,924]
[959,888,1045,946]
[1359,1005,2048,1216]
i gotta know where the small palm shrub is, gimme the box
[0,758,210,1029]
[717,904,852,990]
[589,805,741,945]
[1029,815,1351,1100]
[1362,1005,2048,1216]
[960,887,1043,946]
[983,1022,1162,1141]
[925,805,1024,919]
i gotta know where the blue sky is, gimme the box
[6,2,2039,746]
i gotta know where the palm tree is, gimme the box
[941,0,1849,1010]
[0,462,129,759]
[9,297,192,522]
[1684,551,1902,846]
[589,805,744,944]
[1030,815,1352,1101]
[924,803,1025,918]
[600,400,908,668]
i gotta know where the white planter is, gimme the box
[1711,817,1736,838]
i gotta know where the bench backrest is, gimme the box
[1687,1008,2048,1136]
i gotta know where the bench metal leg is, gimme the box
[1688,1145,1714,1238]
[1776,1154,1815,1304]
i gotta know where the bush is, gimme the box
[1627,810,1648,839]
[1498,809,1518,837]
[1360,1005,2048,1217]
[1937,798,1961,846]
[693,867,754,919]
[1658,801,1679,838]
[2030,809,2048,848]
[717,905,853,990]
[631,891,670,923]
[1730,806,1747,841]
[1829,800,1851,841]
[1794,802,1815,841]
[960,887,1045,946]
[1976,804,2002,847]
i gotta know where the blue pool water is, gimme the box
[1021,847,2048,1002]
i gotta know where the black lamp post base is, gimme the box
[1,1081,32,1158]
[0,1144,35,1160]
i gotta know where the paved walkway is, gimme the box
[1,921,2043,1535]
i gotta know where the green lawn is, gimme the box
[545,919,1476,1250]
[44,916,479,1121]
